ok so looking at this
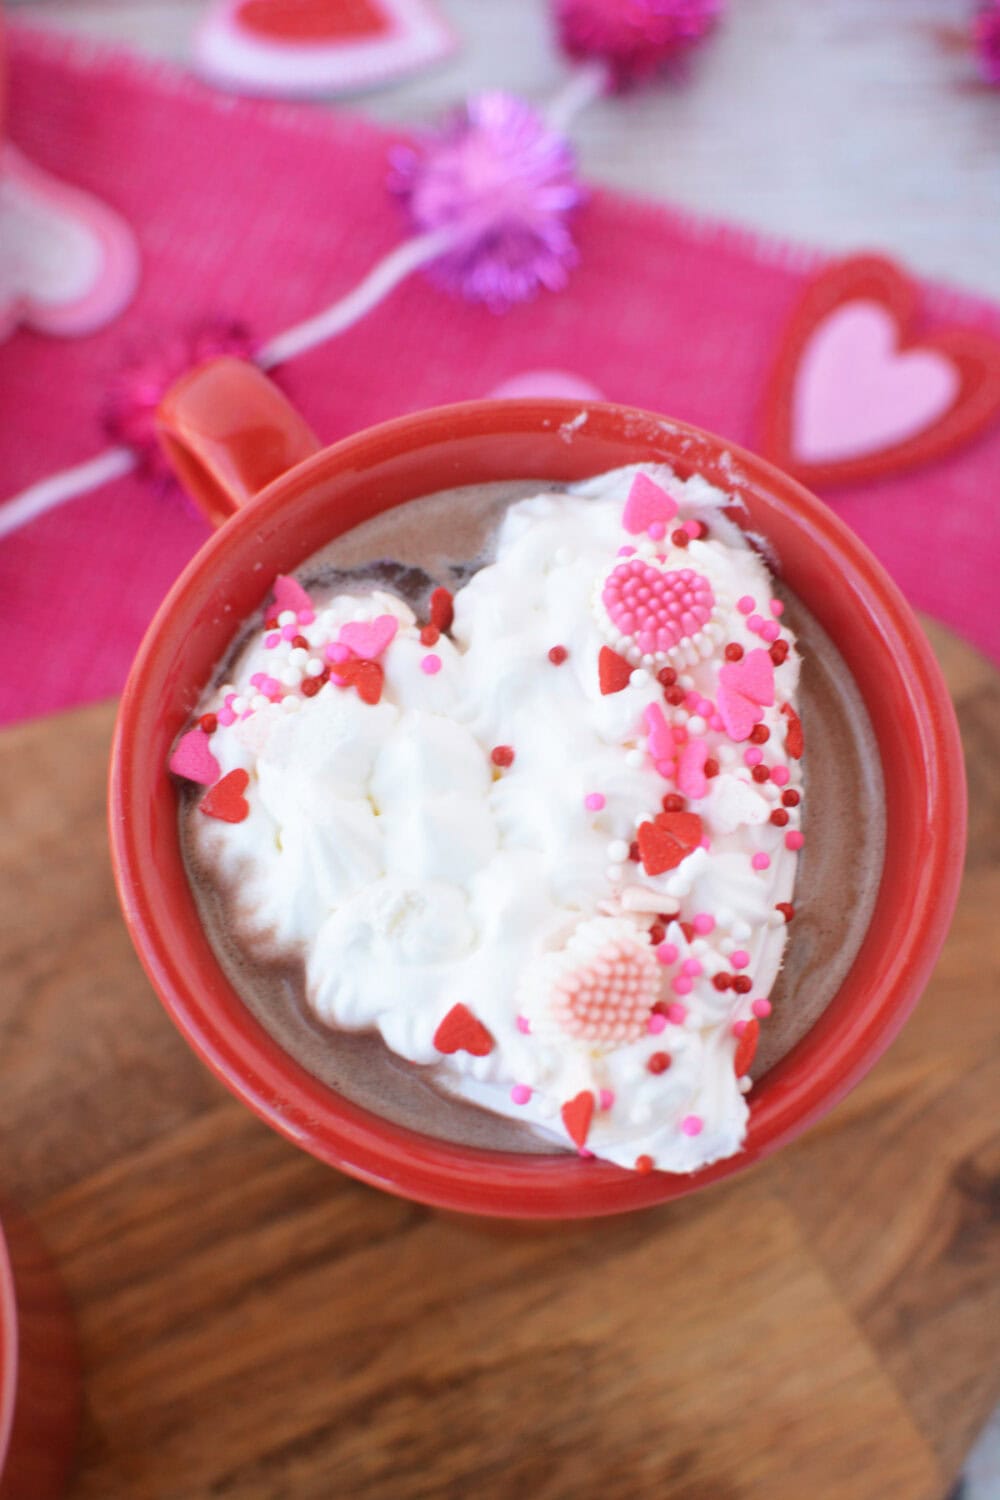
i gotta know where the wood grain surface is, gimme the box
[0,618,997,1500]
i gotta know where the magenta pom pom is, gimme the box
[103,317,258,483]
[553,0,724,90]
[389,91,584,312]
[973,2,1000,85]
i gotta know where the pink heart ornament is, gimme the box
[169,729,221,785]
[717,649,775,742]
[622,473,678,537]
[793,301,960,465]
[601,561,715,663]
[338,613,398,660]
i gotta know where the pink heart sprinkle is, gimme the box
[169,729,221,785]
[271,574,312,618]
[677,738,709,799]
[603,561,714,658]
[717,649,775,742]
[337,614,399,661]
[551,941,661,1044]
[622,473,679,536]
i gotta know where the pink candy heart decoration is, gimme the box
[717,649,775,742]
[602,561,714,658]
[621,473,678,537]
[169,729,221,785]
[793,301,960,464]
[271,574,313,617]
[677,738,709,799]
[337,613,398,660]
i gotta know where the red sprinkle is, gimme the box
[599,645,633,696]
[291,634,310,650]
[657,666,678,687]
[628,840,641,863]
[420,625,440,646]
[548,645,569,665]
[770,639,790,666]
[724,643,744,662]
[301,677,322,697]
[781,702,804,759]
[734,1018,760,1077]
[635,1154,654,1175]
[648,923,666,946]
[751,765,770,784]
[732,975,753,995]
[429,587,454,633]
[661,793,686,813]
[776,902,795,923]
[749,724,770,744]
[561,1091,595,1149]
[491,745,515,768]
[664,686,686,707]
[264,617,279,630]
[782,789,801,807]
[770,808,790,827]
[199,713,217,735]
[713,973,732,992]
[433,1003,494,1057]
[670,528,690,548]
[647,1052,672,1074]
[704,758,720,779]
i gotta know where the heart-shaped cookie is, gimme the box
[195,0,456,98]
[599,560,715,666]
[760,255,1000,487]
[338,614,398,660]
[550,939,660,1045]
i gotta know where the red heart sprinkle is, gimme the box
[200,769,250,823]
[734,1018,760,1076]
[781,702,804,758]
[561,1090,595,1149]
[598,645,632,695]
[336,658,384,705]
[429,587,454,633]
[432,1003,494,1057]
[637,812,704,876]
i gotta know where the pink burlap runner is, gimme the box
[2,25,999,728]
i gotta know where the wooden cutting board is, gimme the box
[0,619,997,1500]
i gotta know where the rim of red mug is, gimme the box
[0,1226,17,1476]
[109,398,966,1219]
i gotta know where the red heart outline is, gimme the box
[759,255,1000,488]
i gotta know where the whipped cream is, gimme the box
[174,465,805,1173]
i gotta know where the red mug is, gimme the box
[0,1209,79,1499]
[109,359,966,1218]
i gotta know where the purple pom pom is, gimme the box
[554,0,724,90]
[974,2,1000,84]
[103,317,258,486]
[390,91,584,312]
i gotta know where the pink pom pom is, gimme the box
[103,317,259,487]
[974,2,1000,84]
[389,91,584,311]
[553,0,724,90]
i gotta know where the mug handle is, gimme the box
[156,357,322,528]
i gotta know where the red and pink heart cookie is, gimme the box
[594,557,721,667]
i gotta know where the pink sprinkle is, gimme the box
[685,691,702,711]
[281,623,297,641]
[744,747,763,767]
[683,519,700,538]
[516,1014,531,1035]
[681,958,702,977]
[681,1115,703,1137]
[250,673,266,688]
[297,609,315,625]
[579,1147,595,1159]
[618,545,637,557]
[584,792,606,812]
[421,654,442,675]
[786,830,804,851]
[648,521,666,541]
[696,698,713,718]
[671,726,687,745]
[648,1013,668,1035]
[217,708,236,727]
[325,642,351,665]
[709,714,725,731]
[732,1019,748,1038]
[737,595,755,615]
[747,614,764,634]
[692,913,715,935]
[752,998,772,1019]
[731,950,750,970]
[700,836,712,852]
[769,599,784,618]
[655,759,676,779]
[265,633,281,650]
[667,1002,688,1023]
[771,765,791,787]
[671,975,693,996]
[752,852,771,871]
[599,1088,615,1111]
[511,1084,532,1106]
[760,620,781,643]
[656,942,679,966]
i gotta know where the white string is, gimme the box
[544,61,609,134]
[0,446,135,542]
